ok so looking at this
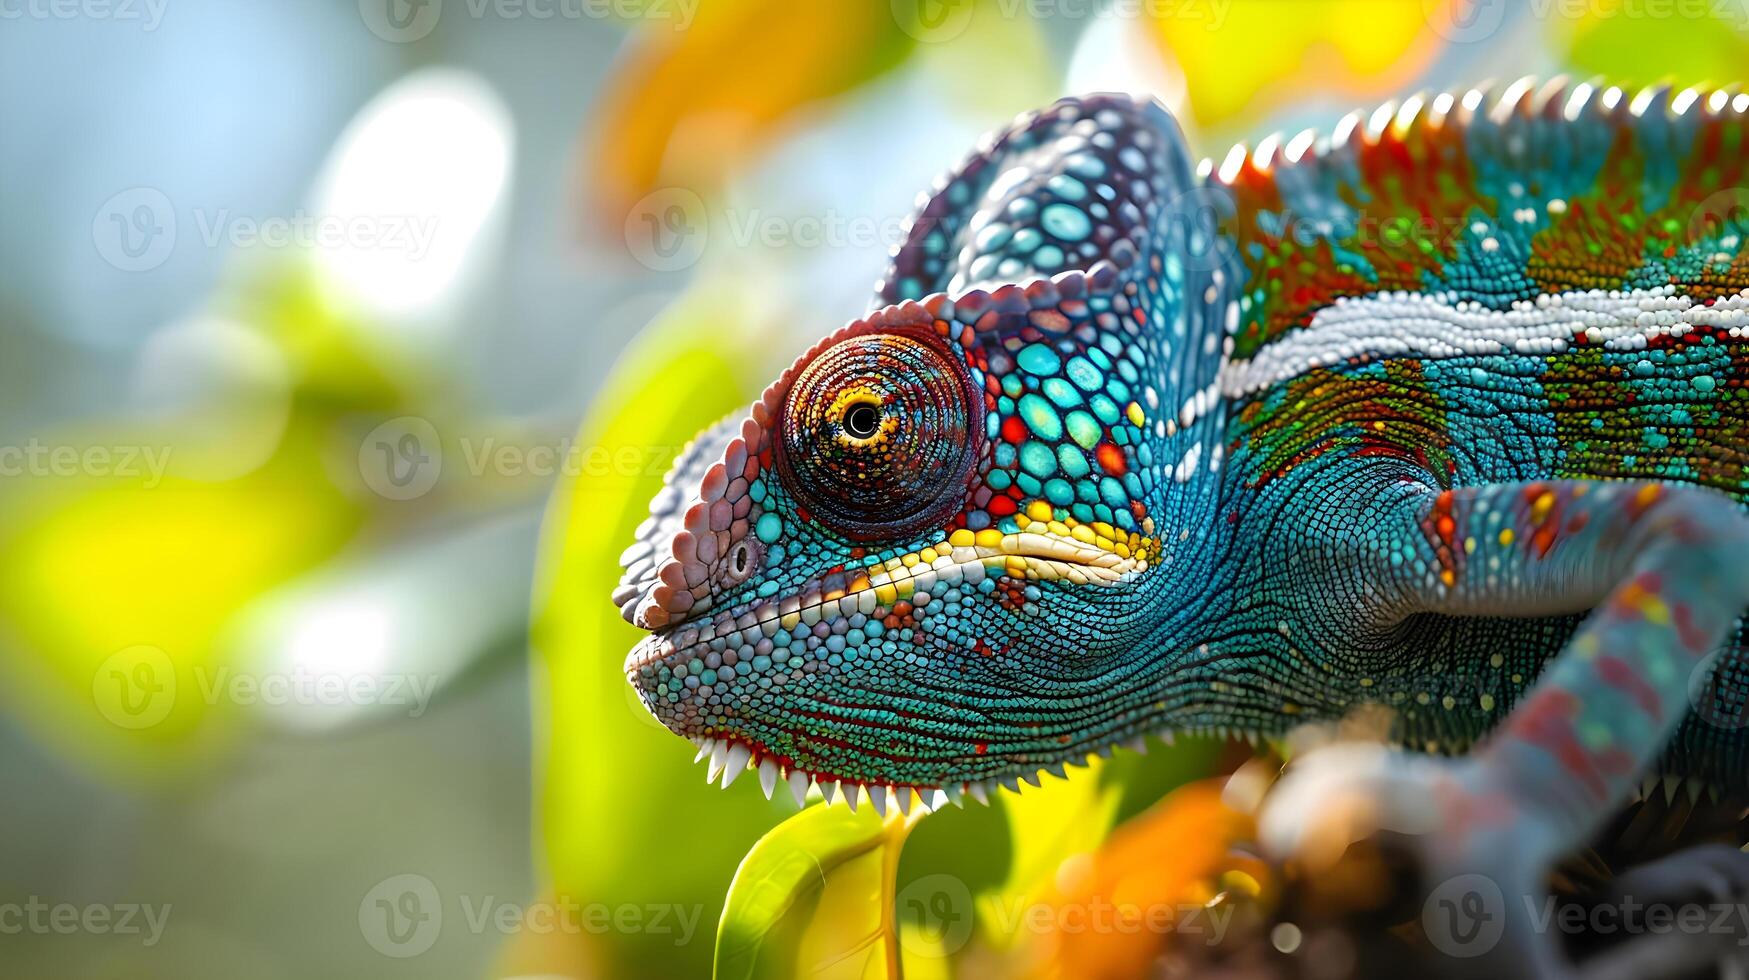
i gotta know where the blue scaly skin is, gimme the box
[616,82,1749,972]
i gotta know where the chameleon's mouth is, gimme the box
[622,505,1163,813]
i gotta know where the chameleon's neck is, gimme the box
[1119,248,1277,736]
[1133,238,1240,607]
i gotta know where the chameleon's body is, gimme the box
[1211,82,1749,794]
[618,80,1749,970]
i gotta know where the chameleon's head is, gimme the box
[615,94,1223,804]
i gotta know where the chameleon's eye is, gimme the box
[777,331,980,541]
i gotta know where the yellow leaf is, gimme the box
[1151,0,1438,130]
[0,421,362,768]
[977,760,1123,952]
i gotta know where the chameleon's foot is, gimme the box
[1567,844,1749,978]
[1596,843,1749,911]
[1260,742,1464,869]
[1259,741,1564,977]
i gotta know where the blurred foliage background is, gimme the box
[0,1,1742,977]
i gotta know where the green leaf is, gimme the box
[716,805,922,980]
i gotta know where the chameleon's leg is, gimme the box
[1571,844,1749,976]
[1263,479,1749,976]
[1593,843,1749,913]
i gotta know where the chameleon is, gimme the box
[616,79,1749,972]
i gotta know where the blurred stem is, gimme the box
[881,809,926,980]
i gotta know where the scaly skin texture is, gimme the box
[615,82,1749,860]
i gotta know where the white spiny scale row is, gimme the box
[1211,79,1749,191]
[1222,285,1749,397]
[684,729,1192,814]
[691,735,954,814]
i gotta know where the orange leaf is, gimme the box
[1030,778,1265,980]
[585,0,915,224]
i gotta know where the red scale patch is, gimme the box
[1096,442,1127,476]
